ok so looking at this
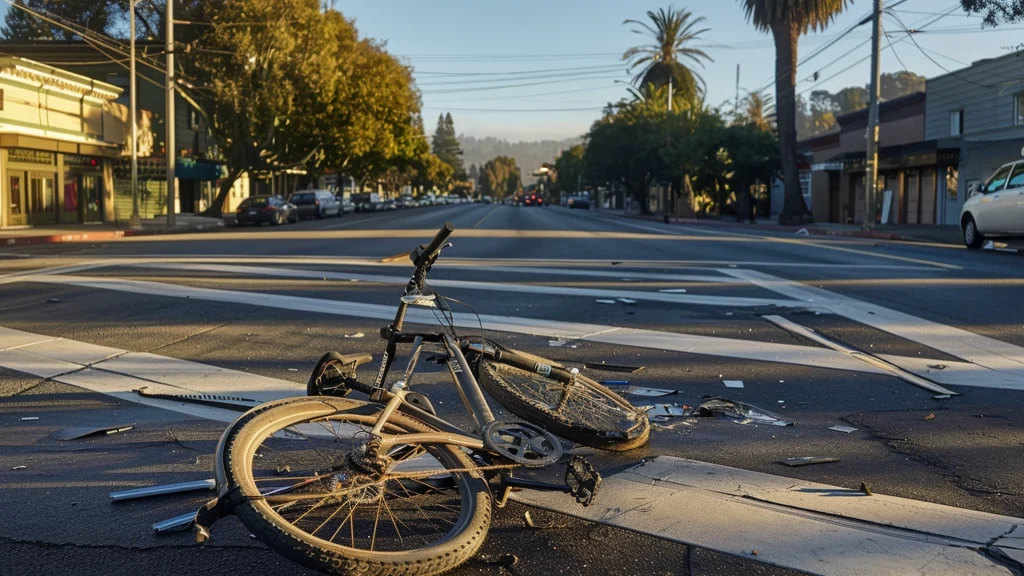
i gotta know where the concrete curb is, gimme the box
[0,221,225,246]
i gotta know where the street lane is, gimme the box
[2,203,1024,575]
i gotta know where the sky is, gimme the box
[2,1,1020,141]
[333,0,1020,141]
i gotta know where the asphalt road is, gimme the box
[2,203,1024,576]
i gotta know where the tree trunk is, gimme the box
[773,20,812,225]
[200,168,242,218]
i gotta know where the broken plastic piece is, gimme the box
[932,394,951,400]
[617,298,637,305]
[723,380,744,389]
[795,228,809,236]
[53,424,134,441]
[476,553,518,567]
[548,340,577,348]
[11,465,26,470]
[780,457,839,467]
[659,288,688,293]
[153,511,196,532]
[621,386,677,397]
[595,299,616,304]
[829,425,858,434]
[110,479,216,502]
[20,417,39,421]
[343,332,364,338]
[924,413,936,421]
[646,404,688,417]
[695,397,792,427]
[927,364,947,370]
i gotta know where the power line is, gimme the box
[888,10,992,89]
[421,106,603,113]
[414,64,623,77]
[420,75,624,95]
[417,68,626,87]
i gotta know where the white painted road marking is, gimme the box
[513,456,1023,576]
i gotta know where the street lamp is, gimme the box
[128,1,141,230]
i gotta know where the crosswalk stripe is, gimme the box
[513,456,1024,576]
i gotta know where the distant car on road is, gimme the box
[523,193,543,207]
[290,190,340,219]
[961,160,1024,248]
[567,197,590,210]
[236,195,297,226]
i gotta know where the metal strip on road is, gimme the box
[764,315,959,396]
[513,456,1024,576]
[728,268,1024,383]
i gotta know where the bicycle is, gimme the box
[195,223,650,576]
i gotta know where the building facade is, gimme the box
[0,57,127,228]
[925,49,1024,225]
[801,92,960,225]
[0,41,226,218]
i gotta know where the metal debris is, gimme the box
[343,332,365,338]
[780,457,839,467]
[932,394,951,400]
[646,404,688,418]
[53,424,134,441]
[20,417,39,421]
[695,397,793,427]
[829,425,858,434]
[110,479,216,502]
[47,298,62,303]
[659,288,688,293]
[927,364,947,370]
[476,553,519,567]
[11,465,26,470]
[153,512,195,533]
[548,339,578,348]
[723,380,744,389]
[617,298,638,305]
[860,482,873,496]
[604,382,678,397]
[524,510,566,530]
[595,299,617,304]
[135,387,260,411]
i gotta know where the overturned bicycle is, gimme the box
[193,223,651,576]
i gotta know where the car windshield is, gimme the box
[983,165,1013,194]
[243,197,270,208]
[291,193,315,204]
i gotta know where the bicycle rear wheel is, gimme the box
[220,397,491,576]
[478,349,649,451]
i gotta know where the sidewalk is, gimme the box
[591,208,962,245]
[0,214,225,246]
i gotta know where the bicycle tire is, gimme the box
[478,349,650,451]
[221,396,491,576]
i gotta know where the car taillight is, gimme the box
[262,206,276,213]
[315,200,320,206]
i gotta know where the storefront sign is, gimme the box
[64,154,101,170]
[8,148,55,165]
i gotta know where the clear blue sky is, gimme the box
[2,1,1016,141]
[336,0,1015,141]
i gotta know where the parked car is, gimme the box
[290,190,340,219]
[961,160,1024,248]
[236,195,297,226]
[338,198,356,214]
[567,196,591,210]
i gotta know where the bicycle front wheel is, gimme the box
[221,397,491,576]
[479,349,650,451]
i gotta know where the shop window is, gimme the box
[1016,94,1024,126]
[950,110,963,136]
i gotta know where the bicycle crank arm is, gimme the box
[495,477,570,508]
[495,456,601,509]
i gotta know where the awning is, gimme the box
[841,140,959,171]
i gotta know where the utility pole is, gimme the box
[735,64,740,120]
[165,0,176,228]
[864,0,883,230]
[667,75,673,113]
[128,2,141,230]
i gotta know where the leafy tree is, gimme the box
[479,156,520,199]
[432,113,466,179]
[584,105,667,214]
[468,163,479,184]
[739,0,851,225]
[1,0,121,40]
[960,0,1024,24]
[412,153,455,192]
[622,7,713,106]
[738,91,774,131]
[551,144,586,195]
[727,122,780,220]
[880,71,925,100]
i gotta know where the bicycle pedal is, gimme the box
[565,455,601,507]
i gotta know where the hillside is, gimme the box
[459,135,582,177]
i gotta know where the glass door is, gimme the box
[28,173,57,226]
[63,176,81,224]
[8,174,27,227]
[82,175,103,223]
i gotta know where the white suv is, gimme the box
[961,160,1024,249]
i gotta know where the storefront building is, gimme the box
[0,57,125,228]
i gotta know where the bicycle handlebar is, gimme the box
[412,223,455,267]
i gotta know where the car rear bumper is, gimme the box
[236,212,275,224]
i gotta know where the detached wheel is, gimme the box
[964,215,985,249]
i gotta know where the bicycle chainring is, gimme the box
[482,420,562,467]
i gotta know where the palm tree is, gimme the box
[622,7,713,107]
[742,91,775,131]
[739,0,850,224]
